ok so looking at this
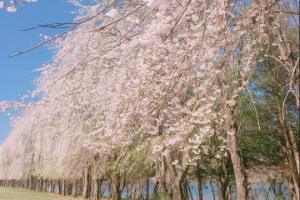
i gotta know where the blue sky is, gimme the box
[0,0,77,142]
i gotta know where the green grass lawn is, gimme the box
[0,187,85,200]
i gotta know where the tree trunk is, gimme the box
[283,132,300,198]
[171,181,188,200]
[283,104,300,173]
[111,174,125,200]
[227,185,232,200]
[26,178,30,189]
[187,180,193,200]
[159,157,166,199]
[61,179,66,196]
[226,121,249,200]
[196,165,203,200]
[181,179,189,200]
[166,170,173,200]
[145,177,149,200]
[131,181,136,200]
[43,179,47,192]
[168,184,173,199]
[126,184,130,199]
[67,183,72,195]
[138,178,143,200]
[49,180,54,193]
[108,181,112,200]
[289,178,297,200]
[210,181,216,200]
[57,180,61,194]
[40,178,44,192]
[249,185,255,200]
[153,181,159,198]
[280,141,297,200]
[93,179,100,200]
[29,177,32,190]
[165,152,189,200]
[215,174,226,200]
[99,179,104,199]
[277,112,300,199]
[72,180,77,197]
[83,165,91,199]
[35,177,39,191]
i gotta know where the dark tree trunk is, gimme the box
[49,180,54,193]
[196,165,204,200]
[216,174,226,200]
[57,180,61,194]
[187,180,193,200]
[153,180,159,198]
[26,178,30,189]
[108,181,112,200]
[99,178,104,199]
[145,177,149,200]
[67,183,72,195]
[210,181,216,200]
[39,178,44,192]
[181,179,189,199]
[42,179,47,192]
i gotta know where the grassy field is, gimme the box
[0,187,85,200]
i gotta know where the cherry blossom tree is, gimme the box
[0,0,298,199]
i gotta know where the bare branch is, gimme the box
[9,3,114,58]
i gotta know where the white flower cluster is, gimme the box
[105,8,119,18]
[7,6,16,12]
[0,0,38,12]
[0,1,5,8]
[146,0,165,8]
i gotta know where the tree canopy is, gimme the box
[0,0,299,200]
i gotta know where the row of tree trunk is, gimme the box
[0,178,79,196]
[0,175,152,200]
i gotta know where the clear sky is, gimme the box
[0,0,77,143]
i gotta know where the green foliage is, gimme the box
[150,192,170,200]
[262,188,286,200]
[236,51,299,169]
